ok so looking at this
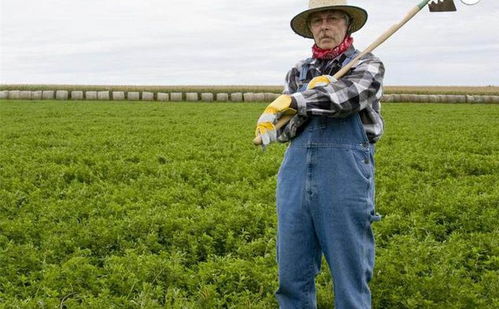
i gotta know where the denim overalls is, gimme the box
[275,54,381,308]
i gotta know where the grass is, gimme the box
[0,100,498,308]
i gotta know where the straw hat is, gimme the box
[291,0,368,38]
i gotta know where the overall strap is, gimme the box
[298,58,313,92]
[299,58,313,82]
[340,49,360,68]
[326,49,360,76]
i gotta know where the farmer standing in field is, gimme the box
[255,0,384,308]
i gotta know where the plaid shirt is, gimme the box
[278,46,385,143]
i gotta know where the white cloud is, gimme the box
[1,0,498,85]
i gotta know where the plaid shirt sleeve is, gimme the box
[283,59,306,95]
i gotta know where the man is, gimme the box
[255,0,384,308]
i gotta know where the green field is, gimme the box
[1,101,498,308]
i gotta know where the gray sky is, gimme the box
[1,0,497,86]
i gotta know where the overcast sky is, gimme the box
[1,0,497,86]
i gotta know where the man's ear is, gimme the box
[347,23,353,35]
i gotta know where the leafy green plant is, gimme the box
[0,101,497,307]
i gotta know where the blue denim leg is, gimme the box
[276,142,322,308]
[276,115,380,309]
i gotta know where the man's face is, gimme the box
[308,10,349,49]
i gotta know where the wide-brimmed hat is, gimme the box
[291,0,368,38]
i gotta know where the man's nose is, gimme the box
[319,19,330,29]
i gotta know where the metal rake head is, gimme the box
[428,0,457,12]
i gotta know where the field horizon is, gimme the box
[1,84,499,96]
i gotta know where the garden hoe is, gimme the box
[253,0,458,146]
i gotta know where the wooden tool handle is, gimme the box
[253,1,430,146]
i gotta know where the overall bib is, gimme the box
[275,55,381,309]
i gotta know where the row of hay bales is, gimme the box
[382,94,499,104]
[0,90,281,102]
[1,90,498,103]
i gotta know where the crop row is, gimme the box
[2,90,498,104]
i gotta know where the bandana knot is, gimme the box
[312,36,354,60]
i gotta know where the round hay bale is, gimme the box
[407,94,420,102]
[127,92,140,100]
[448,95,463,103]
[71,91,84,100]
[454,95,466,103]
[489,96,499,103]
[85,91,97,100]
[415,95,426,103]
[472,95,484,103]
[264,93,280,102]
[56,90,69,100]
[216,93,229,102]
[170,92,182,101]
[391,94,401,102]
[230,92,243,102]
[381,94,392,102]
[465,95,474,103]
[42,90,55,100]
[32,91,42,100]
[97,91,109,100]
[20,91,32,99]
[407,94,417,102]
[435,95,446,103]
[243,93,255,102]
[399,94,410,102]
[0,90,8,99]
[254,93,265,102]
[418,95,430,103]
[445,95,456,103]
[9,91,21,99]
[185,92,198,101]
[427,95,438,103]
[157,93,169,101]
[481,96,489,103]
[479,95,491,103]
[417,94,428,103]
[142,92,154,101]
[201,93,214,102]
[112,91,125,100]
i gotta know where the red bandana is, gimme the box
[312,35,354,60]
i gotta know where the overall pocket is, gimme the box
[349,148,373,182]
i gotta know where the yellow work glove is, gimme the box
[307,75,336,89]
[255,95,296,148]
